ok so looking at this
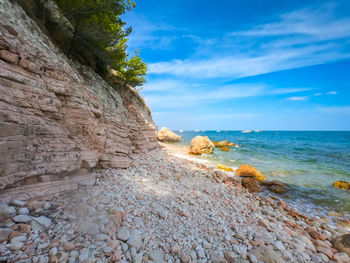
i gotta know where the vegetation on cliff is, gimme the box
[53,0,147,87]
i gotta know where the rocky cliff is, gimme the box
[0,0,158,201]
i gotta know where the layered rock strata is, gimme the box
[0,0,158,200]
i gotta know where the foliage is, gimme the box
[53,0,146,87]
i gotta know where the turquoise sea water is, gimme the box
[176,131,350,215]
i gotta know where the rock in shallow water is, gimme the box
[235,164,266,181]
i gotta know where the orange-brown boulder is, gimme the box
[213,140,237,147]
[220,146,230,152]
[189,136,214,155]
[235,164,265,181]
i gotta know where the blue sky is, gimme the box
[124,0,350,130]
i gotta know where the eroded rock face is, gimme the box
[189,136,214,155]
[0,1,158,199]
[157,127,181,142]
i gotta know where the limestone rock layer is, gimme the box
[0,0,158,197]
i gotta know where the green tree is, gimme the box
[53,0,147,87]
[120,50,147,88]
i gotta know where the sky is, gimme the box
[123,0,350,130]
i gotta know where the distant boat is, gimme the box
[179,130,183,133]
[195,129,200,132]
[241,130,252,133]
[254,130,261,132]
[216,130,221,132]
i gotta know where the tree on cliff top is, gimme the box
[54,0,147,87]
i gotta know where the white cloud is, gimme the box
[326,91,338,95]
[317,106,350,113]
[231,5,350,41]
[286,96,309,101]
[314,93,322,96]
[146,3,350,80]
[142,79,313,110]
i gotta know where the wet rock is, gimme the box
[333,181,350,190]
[213,140,237,147]
[235,164,265,181]
[189,136,214,155]
[241,178,262,192]
[334,234,350,257]
[262,181,287,194]
[219,146,230,152]
[269,185,286,194]
[157,127,182,142]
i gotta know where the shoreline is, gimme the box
[1,145,349,262]
[161,142,350,229]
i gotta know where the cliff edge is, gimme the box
[0,0,158,201]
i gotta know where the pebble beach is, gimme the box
[1,143,350,263]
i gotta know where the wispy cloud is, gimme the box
[142,79,313,110]
[326,91,338,95]
[317,106,350,113]
[146,3,350,80]
[286,96,309,101]
[314,93,322,96]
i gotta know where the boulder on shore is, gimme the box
[157,127,182,142]
[241,178,262,192]
[189,136,214,155]
[212,140,237,147]
[235,164,266,181]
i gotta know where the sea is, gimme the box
[174,130,350,218]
